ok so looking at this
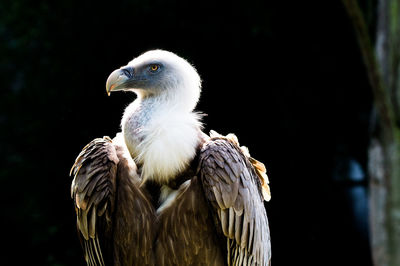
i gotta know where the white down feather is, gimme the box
[135,109,202,183]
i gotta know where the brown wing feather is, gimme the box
[199,133,272,266]
[156,176,225,266]
[71,137,118,266]
[71,135,156,266]
[112,140,156,266]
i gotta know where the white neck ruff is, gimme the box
[122,97,202,184]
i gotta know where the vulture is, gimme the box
[70,50,271,266]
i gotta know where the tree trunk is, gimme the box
[342,0,400,265]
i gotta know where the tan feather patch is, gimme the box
[216,131,271,202]
[248,157,271,202]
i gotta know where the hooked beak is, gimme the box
[105,67,134,96]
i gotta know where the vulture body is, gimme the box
[71,50,271,266]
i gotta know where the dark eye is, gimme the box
[149,64,160,72]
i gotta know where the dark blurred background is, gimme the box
[0,0,375,265]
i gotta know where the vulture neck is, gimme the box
[122,92,202,184]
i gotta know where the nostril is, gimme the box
[121,67,133,78]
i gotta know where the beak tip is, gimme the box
[106,83,117,96]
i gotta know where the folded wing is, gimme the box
[199,132,271,266]
[70,135,155,266]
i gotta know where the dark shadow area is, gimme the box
[0,1,373,265]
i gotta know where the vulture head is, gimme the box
[106,50,201,112]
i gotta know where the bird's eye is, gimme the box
[149,64,160,72]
